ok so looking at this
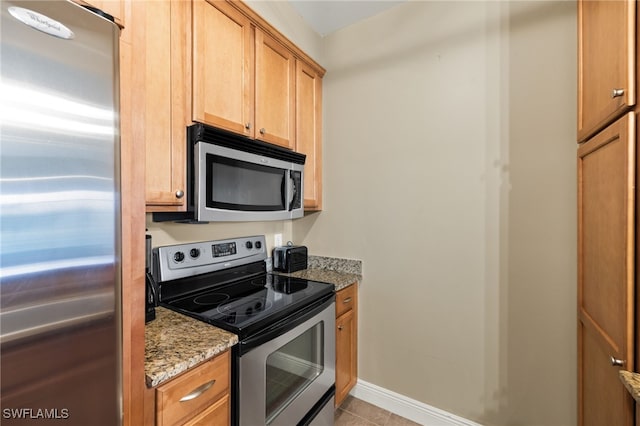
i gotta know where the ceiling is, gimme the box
[288,0,406,36]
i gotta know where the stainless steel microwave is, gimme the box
[154,124,305,222]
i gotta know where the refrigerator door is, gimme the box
[0,1,121,424]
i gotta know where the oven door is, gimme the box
[238,298,335,426]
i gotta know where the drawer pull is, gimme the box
[342,297,352,304]
[179,379,216,402]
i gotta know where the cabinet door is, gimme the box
[296,60,323,210]
[335,308,357,408]
[577,112,635,426]
[193,0,254,137]
[578,0,635,142]
[134,0,190,210]
[183,394,229,426]
[255,28,295,149]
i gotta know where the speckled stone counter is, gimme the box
[620,371,640,402]
[145,307,238,387]
[278,255,362,291]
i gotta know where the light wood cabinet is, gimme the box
[133,0,191,211]
[296,61,323,210]
[335,284,358,407]
[183,395,229,426]
[193,0,295,149]
[577,112,635,426]
[577,0,635,142]
[255,28,295,149]
[142,0,325,212]
[192,0,253,138]
[155,351,230,426]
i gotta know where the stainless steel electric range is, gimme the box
[153,235,336,426]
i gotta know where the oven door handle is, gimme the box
[239,294,335,354]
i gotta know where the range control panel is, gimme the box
[153,235,267,282]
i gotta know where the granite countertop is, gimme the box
[145,307,238,388]
[284,269,360,291]
[276,254,362,291]
[620,371,640,402]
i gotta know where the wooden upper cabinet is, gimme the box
[296,61,323,210]
[255,29,295,149]
[193,2,296,149]
[578,0,635,142]
[577,112,635,426]
[193,0,254,137]
[133,0,191,210]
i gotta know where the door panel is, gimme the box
[577,112,635,426]
[255,29,295,149]
[578,0,635,141]
[193,0,253,136]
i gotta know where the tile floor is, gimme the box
[334,396,421,426]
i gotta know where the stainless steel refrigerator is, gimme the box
[1,1,121,424]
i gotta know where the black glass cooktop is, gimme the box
[161,272,334,339]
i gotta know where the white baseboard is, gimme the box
[350,379,484,426]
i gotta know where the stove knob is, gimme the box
[173,251,185,262]
[246,241,253,249]
[255,241,262,249]
[189,248,200,258]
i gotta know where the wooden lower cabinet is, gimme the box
[577,112,635,426]
[152,351,230,426]
[183,394,229,426]
[335,284,358,407]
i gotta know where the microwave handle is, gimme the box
[281,174,287,209]
[287,170,299,211]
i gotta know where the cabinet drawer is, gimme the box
[156,351,230,426]
[336,284,357,318]
[183,394,229,426]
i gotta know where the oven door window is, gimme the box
[265,321,324,424]
[206,154,286,211]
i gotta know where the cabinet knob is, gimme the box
[175,190,184,199]
[610,356,625,367]
[611,88,625,98]
[338,325,344,331]
[245,122,251,130]
[260,128,266,135]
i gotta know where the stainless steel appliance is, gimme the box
[153,123,305,223]
[1,1,121,424]
[153,236,335,426]
[146,235,158,322]
[273,244,308,273]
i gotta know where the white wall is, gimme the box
[293,2,577,425]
